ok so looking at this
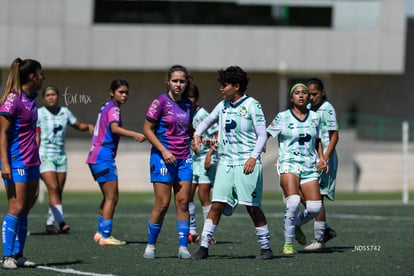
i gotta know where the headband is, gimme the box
[289,83,308,95]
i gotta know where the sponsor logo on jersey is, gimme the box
[225,119,237,132]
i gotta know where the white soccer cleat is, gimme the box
[178,246,191,259]
[304,240,325,250]
[143,245,156,259]
[1,257,17,269]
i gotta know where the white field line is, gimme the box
[28,211,414,221]
[36,265,115,276]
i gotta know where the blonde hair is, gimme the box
[0,58,42,104]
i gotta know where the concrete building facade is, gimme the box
[0,0,413,193]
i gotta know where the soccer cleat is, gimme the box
[143,245,156,259]
[304,240,325,250]
[59,222,71,234]
[191,246,209,260]
[16,256,36,268]
[282,243,296,255]
[93,232,102,242]
[98,236,126,246]
[323,227,337,243]
[1,257,17,269]
[178,246,191,259]
[209,236,217,245]
[45,224,59,235]
[255,248,273,260]
[188,233,200,244]
[295,226,306,245]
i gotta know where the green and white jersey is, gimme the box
[267,109,320,169]
[209,95,266,165]
[192,106,218,163]
[314,100,338,152]
[37,106,77,157]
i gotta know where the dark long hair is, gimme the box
[306,77,328,100]
[166,65,193,99]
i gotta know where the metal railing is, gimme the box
[340,112,414,141]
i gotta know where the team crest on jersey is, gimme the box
[7,93,16,102]
[238,107,248,117]
[311,119,317,127]
[151,99,160,109]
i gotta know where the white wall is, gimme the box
[0,0,407,74]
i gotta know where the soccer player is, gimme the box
[187,85,218,245]
[87,79,145,246]
[37,85,94,235]
[143,65,194,259]
[191,66,273,260]
[267,82,327,255]
[0,58,44,269]
[303,78,338,250]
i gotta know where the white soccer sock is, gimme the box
[284,195,300,244]
[314,220,327,242]
[256,224,271,249]
[202,204,211,222]
[46,208,55,225]
[51,204,64,224]
[189,202,197,234]
[200,219,216,248]
[295,200,322,226]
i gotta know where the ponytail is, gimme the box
[0,58,42,104]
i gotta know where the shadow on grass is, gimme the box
[36,259,84,266]
[126,240,148,245]
[298,246,354,254]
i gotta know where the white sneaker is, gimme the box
[143,245,156,259]
[178,246,191,259]
[304,240,325,250]
[16,257,36,267]
[1,257,17,269]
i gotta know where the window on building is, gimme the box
[94,0,332,28]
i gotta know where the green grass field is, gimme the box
[0,191,413,276]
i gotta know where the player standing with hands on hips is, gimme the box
[191,66,273,260]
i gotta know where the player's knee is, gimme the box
[285,194,301,213]
[306,200,322,218]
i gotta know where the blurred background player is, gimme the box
[303,77,338,250]
[37,85,94,234]
[191,66,273,260]
[87,79,145,246]
[187,85,218,245]
[266,82,326,255]
[0,58,44,269]
[143,65,194,259]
